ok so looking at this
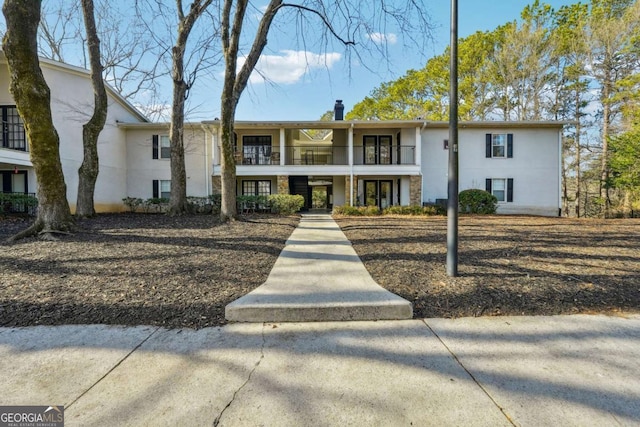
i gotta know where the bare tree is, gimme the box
[167,0,215,215]
[76,0,108,218]
[37,0,168,108]
[219,0,431,221]
[3,0,73,241]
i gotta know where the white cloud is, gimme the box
[368,32,398,45]
[239,50,342,85]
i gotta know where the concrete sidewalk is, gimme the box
[1,315,639,426]
[226,213,412,322]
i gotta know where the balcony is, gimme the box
[218,145,416,166]
[354,145,416,165]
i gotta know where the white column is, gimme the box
[279,128,285,166]
[415,126,422,166]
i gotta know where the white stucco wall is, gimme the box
[125,127,208,200]
[422,127,561,216]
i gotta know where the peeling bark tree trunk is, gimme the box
[76,0,108,218]
[2,0,73,241]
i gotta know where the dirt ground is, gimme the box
[1,213,638,329]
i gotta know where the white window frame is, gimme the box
[160,135,171,159]
[160,180,171,199]
[492,178,506,202]
[492,134,506,158]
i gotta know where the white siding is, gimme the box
[422,127,561,216]
[125,127,208,200]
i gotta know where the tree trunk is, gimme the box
[167,0,213,216]
[3,0,73,241]
[168,43,189,216]
[574,96,581,218]
[76,0,108,218]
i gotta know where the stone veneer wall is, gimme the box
[410,175,422,206]
[277,175,289,194]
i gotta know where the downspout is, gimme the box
[419,121,427,206]
[349,123,354,206]
[558,128,563,216]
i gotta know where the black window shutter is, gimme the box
[485,134,492,158]
[485,178,492,193]
[152,135,159,159]
[152,180,159,198]
[507,178,514,202]
[507,134,513,158]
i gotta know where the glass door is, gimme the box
[364,180,393,209]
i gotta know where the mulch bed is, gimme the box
[336,215,640,319]
[1,213,638,329]
[0,213,298,329]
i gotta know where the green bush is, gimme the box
[0,193,38,215]
[122,197,143,213]
[142,197,169,213]
[332,205,381,216]
[237,195,270,212]
[186,196,212,214]
[383,205,444,216]
[458,189,497,214]
[268,194,304,215]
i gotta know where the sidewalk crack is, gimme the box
[213,323,266,427]
[66,326,161,409]
[422,319,517,427]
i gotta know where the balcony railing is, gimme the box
[354,145,416,165]
[216,145,416,166]
[285,145,348,165]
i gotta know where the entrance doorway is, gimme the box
[364,180,393,209]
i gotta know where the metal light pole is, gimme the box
[446,0,459,277]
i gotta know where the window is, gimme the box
[152,179,171,199]
[444,139,449,150]
[364,180,393,209]
[242,180,271,196]
[1,106,27,151]
[242,135,272,165]
[485,133,513,158]
[363,135,393,164]
[486,178,514,202]
[152,135,170,159]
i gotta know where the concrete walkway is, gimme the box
[226,213,412,322]
[2,315,639,426]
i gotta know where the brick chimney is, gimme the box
[334,100,344,120]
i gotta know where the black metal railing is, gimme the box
[353,145,416,165]
[216,145,416,166]
[284,145,348,165]
[0,192,37,215]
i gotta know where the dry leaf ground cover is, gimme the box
[1,213,638,329]
[336,216,640,319]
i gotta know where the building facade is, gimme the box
[0,57,563,216]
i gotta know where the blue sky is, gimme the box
[216,0,579,121]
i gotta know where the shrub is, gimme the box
[209,194,222,214]
[383,205,444,216]
[122,197,143,213]
[0,193,38,215]
[142,197,169,213]
[268,194,304,215]
[458,189,497,214]
[187,196,212,214]
[332,205,381,216]
[332,205,363,216]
